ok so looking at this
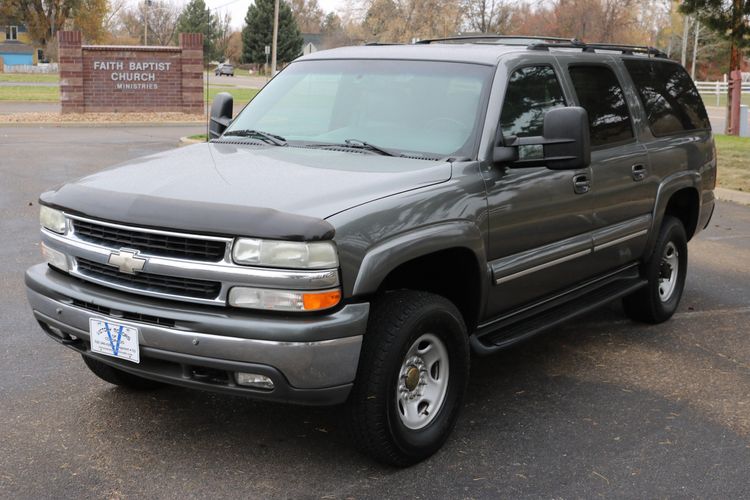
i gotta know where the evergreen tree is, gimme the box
[242,0,303,65]
[175,0,217,60]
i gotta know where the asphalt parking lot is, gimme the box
[1,125,749,499]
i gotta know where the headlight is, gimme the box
[40,206,66,234]
[228,287,341,311]
[232,238,338,269]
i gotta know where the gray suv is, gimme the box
[26,36,716,466]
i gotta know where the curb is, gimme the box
[716,187,750,206]
[179,136,207,145]
[0,121,205,128]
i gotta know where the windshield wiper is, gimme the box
[342,138,400,157]
[223,129,287,146]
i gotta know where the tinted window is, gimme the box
[569,65,634,147]
[624,59,710,136]
[500,65,566,138]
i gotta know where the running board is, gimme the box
[471,267,647,355]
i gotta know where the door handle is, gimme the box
[573,174,590,194]
[632,164,647,182]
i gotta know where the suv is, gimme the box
[215,62,234,76]
[26,36,716,466]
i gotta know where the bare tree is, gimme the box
[290,0,325,33]
[463,0,514,34]
[113,0,180,46]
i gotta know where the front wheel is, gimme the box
[623,216,688,323]
[347,291,470,466]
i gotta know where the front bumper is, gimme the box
[25,263,368,405]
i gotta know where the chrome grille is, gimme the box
[73,219,227,262]
[76,258,221,300]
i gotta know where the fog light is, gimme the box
[236,372,275,390]
[41,242,69,272]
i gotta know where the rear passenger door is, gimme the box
[560,59,656,270]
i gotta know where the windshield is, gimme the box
[226,59,494,158]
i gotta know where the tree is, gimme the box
[242,0,303,64]
[213,11,232,61]
[290,0,324,33]
[114,0,180,46]
[175,0,217,59]
[681,0,750,133]
[1,0,108,47]
[463,0,515,34]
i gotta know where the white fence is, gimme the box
[695,81,750,106]
[2,63,59,74]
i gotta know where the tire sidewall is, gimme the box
[382,302,469,459]
[647,218,688,320]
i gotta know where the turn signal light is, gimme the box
[302,290,342,311]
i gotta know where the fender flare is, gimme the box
[351,220,489,302]
[645,170,701,257]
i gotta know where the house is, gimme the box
[0,23,41,66]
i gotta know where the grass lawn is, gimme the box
[715,134,750,192]
[0,73,59,83]
[206,86,258,106]
[699,92,750,108]
[0,85,59,101]
[188,134,208,141]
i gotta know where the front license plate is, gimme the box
[89,318,140,364]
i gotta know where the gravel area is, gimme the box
[0,111,205,124]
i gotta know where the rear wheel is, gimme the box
[347,290,470,466]
[623,216,688,323]
[82,355,163,390]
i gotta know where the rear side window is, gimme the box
[569,65,634,147]
[624,59,710,136]
[500,65,566,138]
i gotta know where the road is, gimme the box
[1,125,749,498]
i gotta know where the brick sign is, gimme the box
[58,31,204,114]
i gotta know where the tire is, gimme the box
[623,216,688,323]
[347,290,470,466]
[81,355,163,390]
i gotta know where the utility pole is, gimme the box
[271,0,279,76]
[691,21,700,80]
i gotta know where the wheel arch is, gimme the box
[645,171,702,257]
[351,221,488,332]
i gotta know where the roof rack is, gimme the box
[414,35,668,58]
[415,35,581,45]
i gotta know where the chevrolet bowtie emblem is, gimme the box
[107,249,147,275]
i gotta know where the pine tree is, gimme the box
[175,0,217,60]
[242,0,303,65]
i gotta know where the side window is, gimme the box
[569,65,634,147]
[500,65,566,138]
[624,59,710,136]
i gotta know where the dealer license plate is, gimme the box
[89,318,140,364]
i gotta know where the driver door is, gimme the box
[483,61,597,318]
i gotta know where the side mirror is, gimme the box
[493,106,591,170]
[209,92,233,139]
[542,106,591,170]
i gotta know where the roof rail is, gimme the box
[413,34,668,58]
[415,35,580,45]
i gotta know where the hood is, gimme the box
[40,142,452,240]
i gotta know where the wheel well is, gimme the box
[664,188,699,240]
[377,248,481,332]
